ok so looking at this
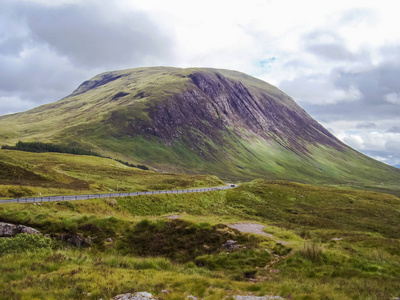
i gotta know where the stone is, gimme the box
[0,222,41,237]
[18,225,41,235]
[0,223,19,237]
[113,292,157,300]
[222,239,240,251]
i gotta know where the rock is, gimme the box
[222,239,240,251]
[0,223,19,237]
[18,225,41,235]
[186,296,198,300]
[0,222,41,237]
[113,292,157,300]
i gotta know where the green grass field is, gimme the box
[1,180,399,299]
[0,149,223,199]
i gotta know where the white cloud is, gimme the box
[337,129,400,152]
[385,93,400,105]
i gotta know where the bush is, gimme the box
[0,234,55,256]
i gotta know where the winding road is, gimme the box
[0,185,235,204]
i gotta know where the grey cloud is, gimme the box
[281,59,400,123]
[0,0,174,115]
[385,140,400,151]
[387,126,400,133]
[303,31,356,61]
[335,64,400,105]
[16,2,173,68]
[0,36,28,56]
[0,44,88,101]
[356,122,376,129]
[306,43,354,61]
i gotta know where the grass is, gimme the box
[300,242,324,263]
[0,180,400,298]
[0,149,224,199]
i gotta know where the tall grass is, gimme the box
[300,242,324,262]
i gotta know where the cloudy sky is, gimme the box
[1,0,400,166]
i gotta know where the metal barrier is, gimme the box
[0,185,235,204]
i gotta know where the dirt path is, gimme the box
[228,223,290,245]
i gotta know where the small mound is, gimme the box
[120,219,261,262]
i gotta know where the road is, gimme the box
[0,185,235,204]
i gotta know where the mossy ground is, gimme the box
[1,180,399,299]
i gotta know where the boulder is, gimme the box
[18,225,41,235]
[0,222,41,237]
[0,223,19,237]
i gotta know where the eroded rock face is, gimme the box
[0,222,41,237]
[123,71,344,157]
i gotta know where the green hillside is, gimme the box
[0,149,223,199]
[0,67,399,194]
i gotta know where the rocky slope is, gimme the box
[0,67,399,188]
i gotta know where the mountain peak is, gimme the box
[0,67,399,186]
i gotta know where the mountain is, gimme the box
[395,164,400,169]
[0,67,399,189]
